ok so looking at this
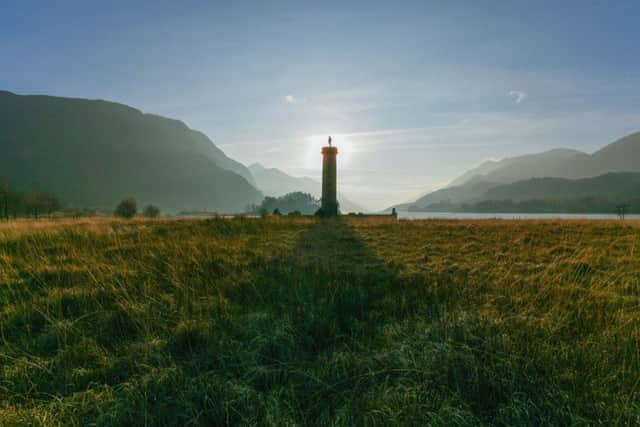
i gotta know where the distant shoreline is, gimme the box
[397,210,639,220]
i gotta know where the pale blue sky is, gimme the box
[2,1,640,209]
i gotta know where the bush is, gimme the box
[254,192,320,215]
[23,192,62,219]
[143,205,161,218]
[114,198,137,219]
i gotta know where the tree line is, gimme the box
[249,192,320,216]
[114,198,160,219]
[0,184,161,220]
[0,184,62,220]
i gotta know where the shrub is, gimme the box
[114,198,137,219]
[255,192,320,215]
[143,205,161,218]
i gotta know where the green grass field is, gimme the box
[0,217,639,426]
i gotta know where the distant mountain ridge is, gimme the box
[449,132,640,188]
[0,90,262,212]
[449,148,589,187]
[409,172,640,214]
[249,163,319,198]
[402,131,640,210]
[486,172,640,202]
[249,163,367,213]
[403,172,640,214]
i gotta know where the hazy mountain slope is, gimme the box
[406,132,640,210]
[590,132,640,175]
[449,148,590,187]
[0,91,262,212]
[450,133,640,190]
[484,172,640,202]
[249,163,367,213]
[401,172,640,212]
[188,129,256,186]
[249,164,319,197]
[409,181,499,208]
[447,160,505,188]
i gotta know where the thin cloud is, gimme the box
[508,90,528,104]
[284,95,306,104]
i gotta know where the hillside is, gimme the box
[398,180,499,210]
[0,91,262,213]
[450,133,640,189]
[405,172,640,213]
[485,172,640,202]
[406,132,640,210]
[449,148,591,187]
[249,163,319,197]
[249,163,366,213]
[590,132,640,175]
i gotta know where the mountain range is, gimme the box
[249,163,366,213]
[449,132,640,188]
[0,90,263,213]
[0,90,368,215]
[4,90,639,215]
[485,172,640,202]
[400,132,640,211]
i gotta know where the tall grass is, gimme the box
[0,217,638,425]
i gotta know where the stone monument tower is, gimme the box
[321,136,339,216]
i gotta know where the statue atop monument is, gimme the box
[328,136,332,147]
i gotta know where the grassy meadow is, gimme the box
[0,217,639,426]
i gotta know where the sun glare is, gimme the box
[304,134,355,170]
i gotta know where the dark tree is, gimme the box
[23,192,61,219]
[254,192,320,215]
[0,183,9,220]
[115,198,138,219]
[24,195,38,219]
[616,204,630,220]
[143,204,160,218]
[6,190,22,219]
[39,193,61,218]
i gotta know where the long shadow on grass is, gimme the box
[161,218,522,426]
[172,218,588,427]
[154,218,441,425]
[228,218,424,355]
[1,219,581,426]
